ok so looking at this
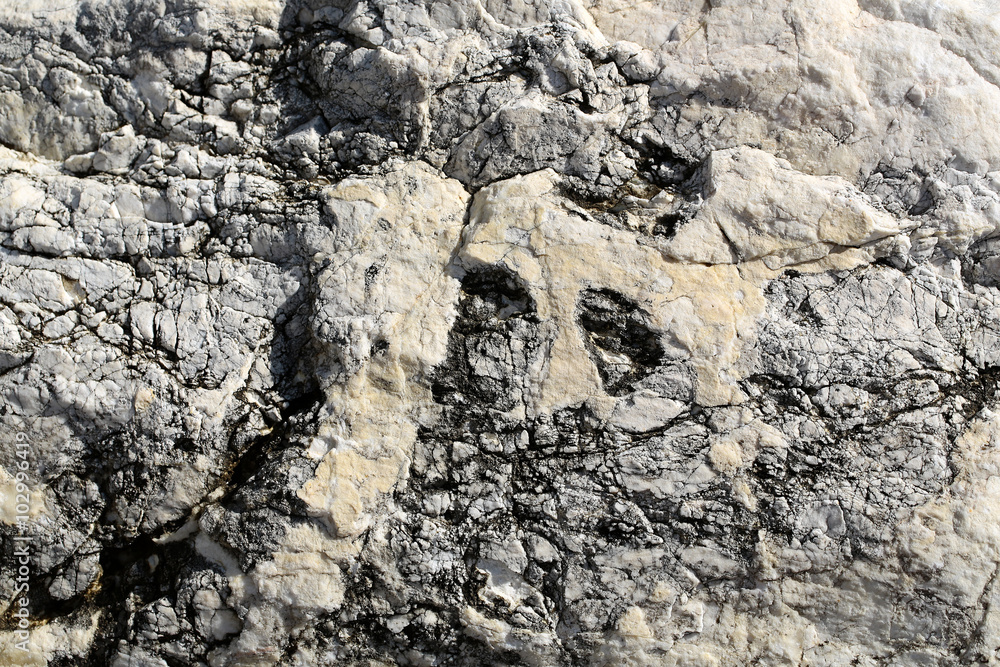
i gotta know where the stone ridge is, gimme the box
[0,0,999,664]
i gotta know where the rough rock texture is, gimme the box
[2,0,1000,664]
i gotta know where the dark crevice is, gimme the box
[577,288,663,396]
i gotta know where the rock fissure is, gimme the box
[5,0,1000,664]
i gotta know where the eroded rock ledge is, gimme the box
[2,0,1000,664]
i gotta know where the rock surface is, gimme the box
[1,0,1000,664]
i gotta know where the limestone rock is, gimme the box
[1,0,1000,665]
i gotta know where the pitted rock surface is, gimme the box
[2,0,1000,665]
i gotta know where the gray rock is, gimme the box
[1,0,1000,664]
